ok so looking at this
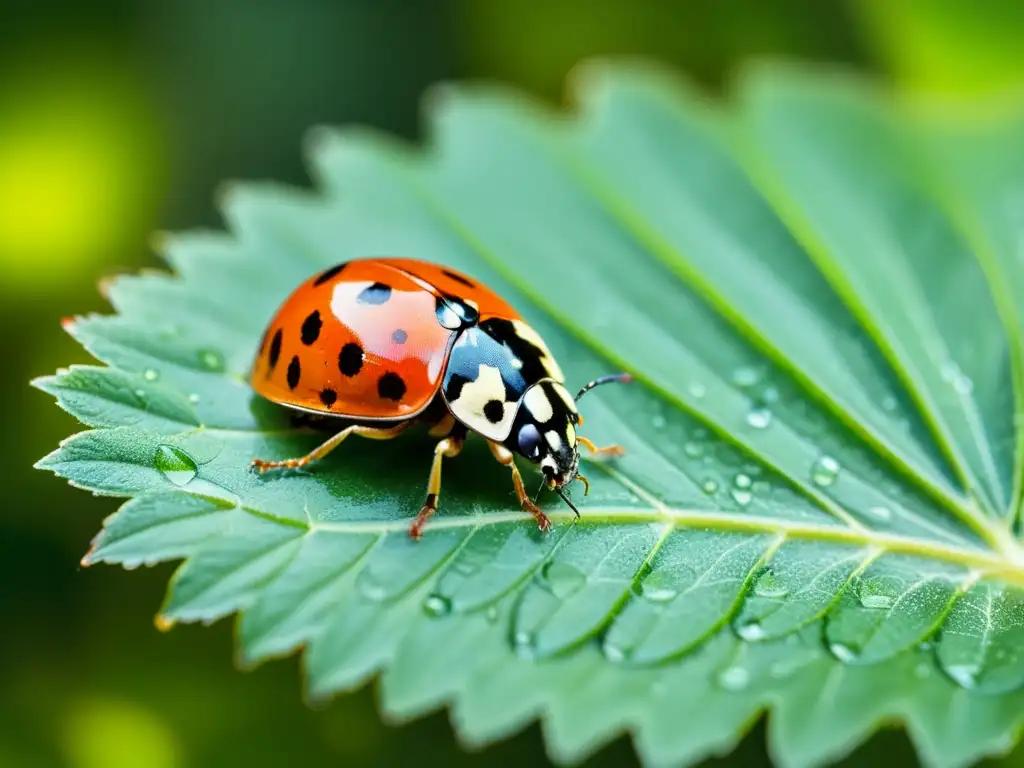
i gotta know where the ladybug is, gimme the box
[249,258,631,538]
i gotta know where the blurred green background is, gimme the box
[5,1,1023,766]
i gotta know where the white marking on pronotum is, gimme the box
[513,320,565,381]
[449,364,516,440]
[524,385,554,423]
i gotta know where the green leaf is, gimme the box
[34,61,1024,767]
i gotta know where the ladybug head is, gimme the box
[508,373,633,512]
[509,380,581,490]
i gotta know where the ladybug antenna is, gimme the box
[575,373,633,402]
[556,487,581,519]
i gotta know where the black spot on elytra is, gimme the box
[391,328,408,344]
[483,399,505,424]
[301,310,322,345]
[357,282,392,305]
[378,372,406,401]
[313,262,346,286]
[338,343,363,377]
[319,388,337,407]
[268,329,283,369]
[287,355,301,390]
[442,269,475,288]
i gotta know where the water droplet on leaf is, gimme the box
[746,407,772,429]
[701,478,719,494]
[829,642,859,663]
[688,382,706,399]
[867,505,892,521]
[603,642,628,663]
[733,473,753,490]
[143,368,160,381]
[188,393,201,404]
[944,663,979,689]
[731,366,763,388]
[730,489,752,506]
[154,444,197,486]
[198,349,225,371]
[639,569,680,603]
[810,455,841,487]
[423,594,451,617]
[858,577,897,610]
[717,666,750,691]
[683,441,705,459]
[735,621,767,641]
[539,561,586,599]
[485,605,499,623]
[753,569,789,598]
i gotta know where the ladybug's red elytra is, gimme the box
[249,258,631,538]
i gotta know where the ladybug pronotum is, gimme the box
[249,258,631,538]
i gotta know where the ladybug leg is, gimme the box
[577,435,625,459]
[250,422,410,472]
[487,442,552,533]
[409,436,464,540]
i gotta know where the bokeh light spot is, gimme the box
[0,58,165,294]
[62,695,180,768]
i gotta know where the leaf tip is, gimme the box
[154,614,176,632]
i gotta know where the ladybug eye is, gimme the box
[517,423,543,460]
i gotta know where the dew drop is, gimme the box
[639,569,680,603]
[154,444,198,486]
[829,642,859,663]
[603,642,628,663]
[915,662,933,679]
[810,455,841,487]
[940,360,974,395]
[513,629,536,659]
[143,368,160,382]
[858,577,898,610]
[746,407,773,430]
[731,365,763,388]
[539,561,587,599]
[730,489,752,506]
[753,569,789,598]
[423,594,451,617]
[198,348,225,372]
[880,395,898,413]
[652,414,667,429]
[134,388,147,400]
[867,505,892,521]
[355,570,389,602]
[188,393,201,404]
[701,478,719,494]
[485,605,499,624]
[683,441,705,459]
[717,666,750,691]
[733,473,753,490]
[735,621,767,642]
[944,663,979,689]
[688,382,707,399]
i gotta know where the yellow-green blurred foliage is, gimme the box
[4,1,1022,766]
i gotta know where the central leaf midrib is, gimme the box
[193,488,1024,585]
